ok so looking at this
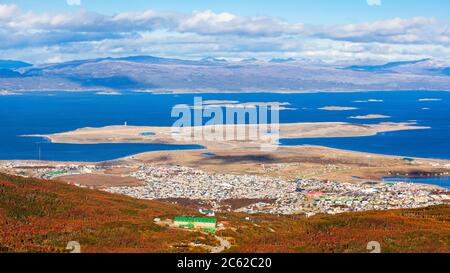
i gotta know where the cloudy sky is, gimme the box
[0,0,449,64]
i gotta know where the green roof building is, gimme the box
[174,217,217,231]
[47,171,66,176]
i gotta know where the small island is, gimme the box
[349,114,391,120]
[319,106,359,111]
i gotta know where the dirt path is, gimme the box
[210,235,231,253]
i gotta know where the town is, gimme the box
[106,165,449,216]
[2,161,447,217]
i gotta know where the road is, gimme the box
[210,235,231,253]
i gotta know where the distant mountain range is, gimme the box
[344,58,431,72]
[0,56,449,93]
[0,60,32,70]
[269,58,297,63]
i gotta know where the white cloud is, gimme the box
[1,5,443,45]
[66,0,81,6]
[0,4,449,63]
[6,30,450,65]
[312,17,450,45]
[0,4,18,20]
[367,0,382,6]
[178,10,304,37]
[3,9,176,33]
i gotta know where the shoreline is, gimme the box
[14,121,450,167]
[16,137,450,162]
[1,144,449,187]
[2,143,450,166]
[23,121,429,145]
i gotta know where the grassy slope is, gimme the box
[0,173,449,253]
[0,173,205,253]
[221,206,449,253]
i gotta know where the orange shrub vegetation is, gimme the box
[0,173,449,253]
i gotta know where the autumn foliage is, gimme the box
[0,173,449,253]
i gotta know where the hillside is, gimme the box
[0,173,449,253]
[0,173,205,253]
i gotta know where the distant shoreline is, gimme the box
[16,121,437,162]
[25,122,428,146]
[2,89,450,94]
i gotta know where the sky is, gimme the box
[0,0,449,64]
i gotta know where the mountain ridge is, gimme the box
[1,56,449,93]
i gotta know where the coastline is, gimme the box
[16,122,450,183]
[22,122,429,146]
[2,143,449,188]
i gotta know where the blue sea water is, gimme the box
[0,90,449,162]
[382,176,450,189]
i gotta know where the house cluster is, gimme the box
[0,162,97,179]
[237,179,449,215]
[105,164,449,216]
[1,161,448,217]
[105,165,294,200]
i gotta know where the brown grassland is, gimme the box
[0,173,449,253]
